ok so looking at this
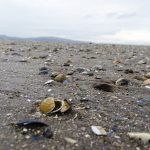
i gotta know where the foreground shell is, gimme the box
[39,97,55,113]
[60,99,71,113]
[51,100,63,113]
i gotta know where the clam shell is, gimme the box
[60,99,71,113]
[54,73,66,82]
[39,97,55,113]
[51,100,64,113]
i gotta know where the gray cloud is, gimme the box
[0,0,149,44]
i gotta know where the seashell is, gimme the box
[145,72,150,78]
[16,120,48,128]
[91,126,107,136]
[39,97,55,113]
[51,100,63,113]
[128,132,150,143]
[144,79,150,85]
[60,99,71,113]
[116,78,129,86]
[54,73,66,82]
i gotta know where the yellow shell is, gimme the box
[60,99,71,113]
[54,73,66,82]
[39,97,55,113]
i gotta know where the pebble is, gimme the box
[39,67,49,75]
[133,76,144,81]
[116,78,129,86]
[25,135,30,139]
[81,71,94,76]
[137,60,146,64]
[32,112,42,118]
[92,65,104,71]
[136,98,149,106]
[39,54,48,59]
[63,60,72,66]
[76,67,90,73]
[43,127,53,138]
[124,69,134,74]
[64,137,77,144]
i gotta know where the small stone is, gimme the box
[133,76,144,81]
[32,112,42,118]
[136,98,149,106]
[19,59,28,63]
[76,67,90,73]
[43,127,53,138]
[25,135,30,139]
[63,60,72,66]
[137,60,146,65]
[48,89,52,92]
[116,78,129,86]
[80,97,90,102]
[124,69,134,74]
[39,67,49,75]
[113,60,122,64]
[21,128,28,134]
[91,126,107,136]
[92,65,104,71]
[64,137,77,144]
[145,72,150,78]
[82,71,94,76]
[39,54,48,59]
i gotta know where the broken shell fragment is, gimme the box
[60,99,71,113]
[51,100,63,113]
[39,97,55,114]
[127,132,150,144]
[116,78,129,86]
[54,73,66,82]
[91,126,107,136]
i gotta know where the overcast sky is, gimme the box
[0,0,150,45]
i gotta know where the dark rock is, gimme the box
[16,120,49,128]
[39,67,49,75]
[124,69,134,74]
[93,83,115,92]
[39,55,48,59]
[43,127,53,138]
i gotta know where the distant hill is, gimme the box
[0,35,83,43]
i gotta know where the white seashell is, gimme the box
[91,126,107,136]
[128,132,150,143]
[44,80,54,85]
